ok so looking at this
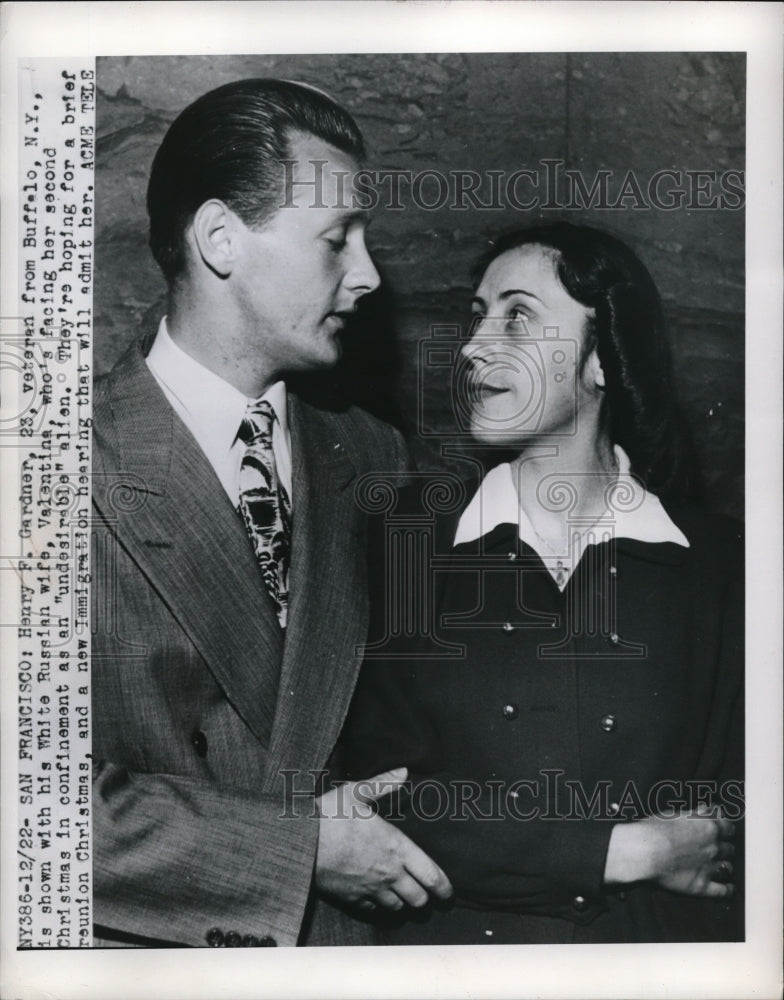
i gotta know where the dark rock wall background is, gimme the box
[95,53,745,517]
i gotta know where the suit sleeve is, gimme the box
[93,764,319,947]
[89,476,321,948]
[90,401,410,948]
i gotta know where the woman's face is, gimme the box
[460,244,602,445]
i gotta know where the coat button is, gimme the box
[502,622,514,632]
[224,931,242,947]
[507,552,517,562]
[572,895,588,911]
[609,565,618,577]
[608,801,620,815]
[601,714,617,732]
[502,703,519,720]
[243,934,261,947]
[191,729,208,758]
[259,935,277,947]
[205,927,225,947]
[608,632,620,645]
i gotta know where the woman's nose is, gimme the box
[461,316,489,362]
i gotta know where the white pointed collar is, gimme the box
[454,446,689,551]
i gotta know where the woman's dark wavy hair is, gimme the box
[475,221,701,504]
[147,78,365,283]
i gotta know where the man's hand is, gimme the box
[315,767,453,911]
[604,809,736,898]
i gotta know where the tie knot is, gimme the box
[239,399,275,446]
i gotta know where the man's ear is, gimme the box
[584,348,606,390]
[188,199,238,278]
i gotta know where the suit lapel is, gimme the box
[94,342,282,745]
[263,396,367,786]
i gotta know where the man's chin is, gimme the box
[288,342,342,377]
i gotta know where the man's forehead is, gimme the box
[278,131,369,216]
[284,130,361,175]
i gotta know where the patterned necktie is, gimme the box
[237,399,291,628]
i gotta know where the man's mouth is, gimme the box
[325,313,347,331]
[325,308,357,330]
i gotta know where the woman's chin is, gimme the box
[468,422,532,448]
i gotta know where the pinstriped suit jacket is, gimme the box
[91,338,408,947]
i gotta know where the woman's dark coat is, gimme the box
[341,476,744,944]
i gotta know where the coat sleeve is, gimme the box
[90,393,410,948]
[89,436,322,947]
[93,763,319,947]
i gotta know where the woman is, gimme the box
[341,222,743,944]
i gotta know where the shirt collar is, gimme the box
[454,445,689,550]
[146,318,289,450]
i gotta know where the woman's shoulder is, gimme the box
[665,504,743,540]
[663,503,744,569]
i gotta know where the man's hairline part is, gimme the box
[166,122,370,288]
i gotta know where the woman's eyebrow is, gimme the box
[498,288,543,304]
[470,288,544,309]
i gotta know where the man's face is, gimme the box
[230,131,380,379]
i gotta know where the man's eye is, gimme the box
[326,235,347,252]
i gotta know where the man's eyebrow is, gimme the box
[470,289,543,308]
[319,209,371,233]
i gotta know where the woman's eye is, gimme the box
[506,306,530,330]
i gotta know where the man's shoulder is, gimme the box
[292,391,408,471]
[315,398,401,442]
[94,336,153,410]
[93,336,170,473]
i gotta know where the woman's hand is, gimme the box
[604,809,735,897]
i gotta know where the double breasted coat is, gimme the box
[91,338,408,947]
[342,475,744,944]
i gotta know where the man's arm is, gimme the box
[314,768,452,911]
[93,763,318,947]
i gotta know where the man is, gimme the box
[91,78,450,948]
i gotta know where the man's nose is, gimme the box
[346,239,381,297]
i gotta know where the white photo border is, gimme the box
[1,2,781,998]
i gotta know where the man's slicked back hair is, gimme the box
[147,78,365,282]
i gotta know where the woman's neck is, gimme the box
[509,433,618,547]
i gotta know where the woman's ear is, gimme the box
[187,199,237,278]
[584,348,606,390]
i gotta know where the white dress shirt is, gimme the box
[146,319,292,507]
[454,446,688,590]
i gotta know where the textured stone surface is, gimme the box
[95,52,744,517]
